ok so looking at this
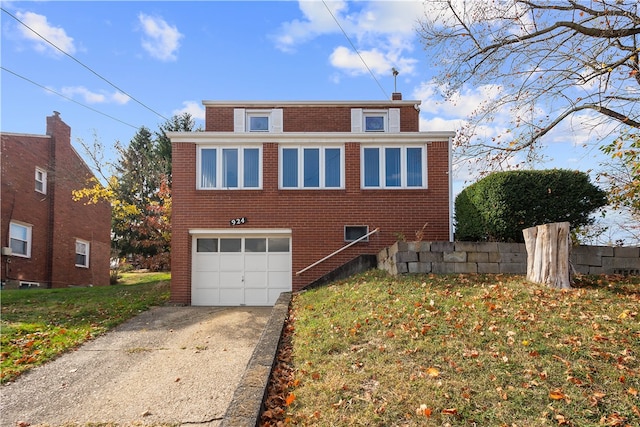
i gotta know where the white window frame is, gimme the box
[364,110,388,132]
[197,146,263,190]
[35,167,47,194]
[75,239,90,268]
[361,145,428,189]
[234,108,283,133]
[351,108,400,133]
[279,145,345,189]
[9,221,32,258]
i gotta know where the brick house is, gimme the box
[169,96,455,306]
[1,112,111,288]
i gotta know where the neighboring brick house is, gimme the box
[1,112,111,288]
[169,95,455,306]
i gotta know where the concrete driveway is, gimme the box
[0,306,272,427]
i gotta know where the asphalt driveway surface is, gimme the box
[1,306,271,427]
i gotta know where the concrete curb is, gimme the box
[221,292,292,427]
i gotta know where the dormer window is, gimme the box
[248,114,270,132]
[234,108,283,133]
[364,112,387,132]
[351,108,400,133]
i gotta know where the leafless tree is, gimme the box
[418,0,640,167]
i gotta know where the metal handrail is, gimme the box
[295,227,380,276]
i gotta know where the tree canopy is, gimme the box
[454,169,607,242]
[73,113,195,270]
[418,0,640,165]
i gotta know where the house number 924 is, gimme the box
[230,217,247,226]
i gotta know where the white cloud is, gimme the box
[173,101,205,121]
[15,11,76,56]
[60,86,130,105]
[273,1,422,77]
[138,13,183,61]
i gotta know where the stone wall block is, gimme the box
[444,251,467,262]
[409,262,431,274]
[478,263,500,274]
[431,241,455,252]
[420,251,443,262]
[614,246,639,258]
[455,242,478,252]
[499,263,526,274]
[455,263,478,273]
[468,252,489,263]
[397,251,419,263]
[396,262,408,274]
[476,242,499,252]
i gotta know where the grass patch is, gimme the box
[284,271,639,426]
[0,272,170,383]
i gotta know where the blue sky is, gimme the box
[1,1,631,242]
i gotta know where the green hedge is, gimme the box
[454,169,607,242]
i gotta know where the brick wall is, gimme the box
[1,113,111,288]
[170,139,451,304]
[205,104,420,132]
[379,241,640,276]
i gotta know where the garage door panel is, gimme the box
[192,289,219,306]
[268,253,290,270]
[245,271,266,288]
[244,289,268,306]
[219,271,244,288]
[268,270,290,286]
[220,254,243,271]
[245,254,267,271]
[194,254,220,272]
[193,271,220,289]
[219,288,244,306]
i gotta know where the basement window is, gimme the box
[345,226,369,242]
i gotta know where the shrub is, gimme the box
[455,169,607,242]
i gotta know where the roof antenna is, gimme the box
[392,68,399,92]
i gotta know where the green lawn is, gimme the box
[274,271,639,426]
[0,272,170,383]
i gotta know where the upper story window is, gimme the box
[280,146,344,189]
[198,146,262,190]
[35,167,47,194]
[361,145,427,189]
[9,221,32,258]
[75,239,90,268]
[351,108,400,133]
[234,108,283,133]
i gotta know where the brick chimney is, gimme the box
[392,92,402,100]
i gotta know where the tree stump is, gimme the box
[523,222,571,289]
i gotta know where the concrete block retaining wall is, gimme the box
[377,241,640,276]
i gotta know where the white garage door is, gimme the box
[191,233,292,306]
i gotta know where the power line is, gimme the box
[1,7,169,121]
[2,66,139,129]
[322,0,389,100]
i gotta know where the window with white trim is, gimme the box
[234,108,283,133]
[9,222,32,257]
[361,146,427,189]
[351,108,400,133]
[198,146,262,189]
[280,146,344,189]
[75,239,90,268]
[35,167,47,194]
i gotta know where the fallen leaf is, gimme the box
[549,389,566,400]
[426,367,440,377]
[415,404,432,417]
[441,408,458,415]
[285,393,296,406]
[628,387,638,397]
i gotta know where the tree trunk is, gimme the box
[523,222,571,289]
